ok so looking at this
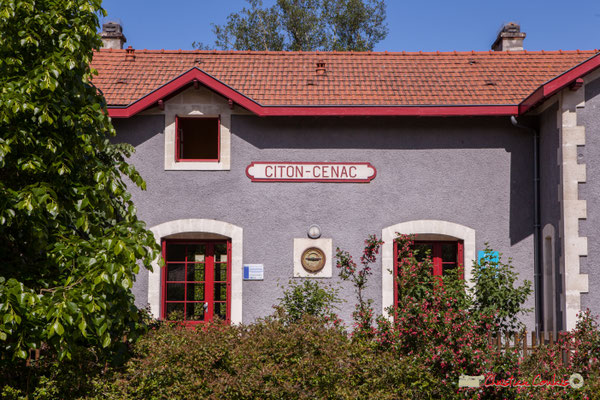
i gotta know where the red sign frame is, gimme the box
[245,161,377,183]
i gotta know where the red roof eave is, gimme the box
[247,105,518,117]
[106,53,600,118]
[519,53,600,114]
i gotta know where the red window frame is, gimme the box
[161,239,231,324]
[393,239,464,310]
[175,115,221,162]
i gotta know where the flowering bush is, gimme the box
[569,309,600,375]
[372,234,599,399]
[335,234,383,338]
[373,235,509,397]
[508,309,600,399]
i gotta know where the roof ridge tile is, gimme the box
[94,48,599,56]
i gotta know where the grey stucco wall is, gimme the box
[114,114,536,329]
[538,103,564,329]
[578,76,600,318]
[111,115,165,309]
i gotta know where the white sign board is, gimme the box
[246,162,376,183]
[243,264,264,280]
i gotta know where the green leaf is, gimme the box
[114,240,124,255]
[94,171,104,183]
[102,334,111,348]
[15,348,28,359]
[98,323,107,336]
[63,313,74,325]
[66,301,78,313]
[46,200,59,217]
[53,320,64,336]
[78,318,87,336]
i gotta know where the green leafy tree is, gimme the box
[324,0,388,51]
[0,0,160,361]
[208,0,388,51]
[470,246,532,335]
[212,0,285,51]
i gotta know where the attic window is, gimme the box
[176,116,220,162]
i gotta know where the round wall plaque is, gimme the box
[301,247,326,273]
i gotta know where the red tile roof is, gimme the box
[91,48,599,110]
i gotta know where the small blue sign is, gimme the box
[478,250,499,264]
[243,264,264,280]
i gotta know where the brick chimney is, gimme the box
[101,21,126,50]
[491,22,526,51]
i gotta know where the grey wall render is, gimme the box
[578,76,600,318]
[538,103,564,329]
[110,114,165,309]
[114,114,537,329]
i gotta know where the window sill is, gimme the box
[165,160,230,171]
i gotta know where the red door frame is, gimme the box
[161,239,231,324]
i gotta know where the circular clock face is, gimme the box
[301,247,326,273]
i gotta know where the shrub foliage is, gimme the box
[2,233,599,399]
[276,279,341,324]
[90,318,436,400]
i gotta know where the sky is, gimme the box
[100,0,600,52]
